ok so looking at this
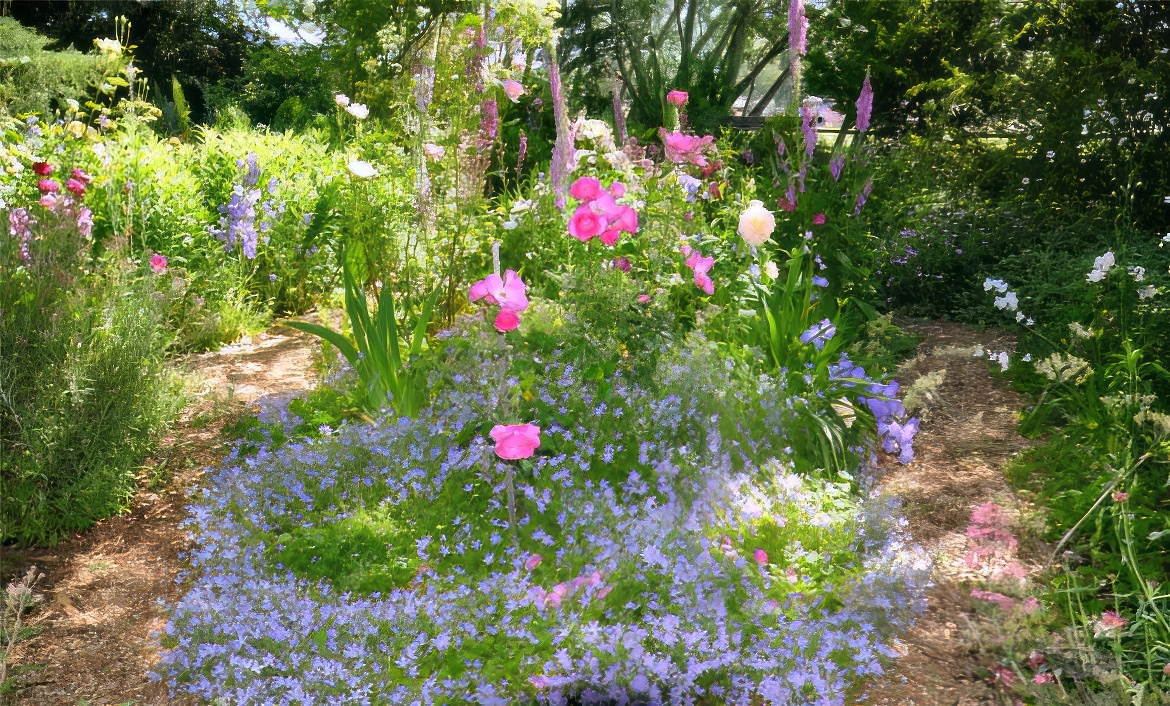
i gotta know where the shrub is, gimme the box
[0,18,105,117]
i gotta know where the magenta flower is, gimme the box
[71,168,92,185]
[494,309,520,332]
[685,250,715,294]
[66,178,86,196]
[752,548,768,565]
[489,423,541,460]
[77,206,92,237]
[637,293,652,303]
[612,257,631,272]
[813,213,826,225]
[469,270,529,312]
[524,554,543,571]
[856,72,873,134]
[659,130,716,166]
[568,206,605,242]
[570,176,603,201]
[665,90,689,107]
[33,162,52,176]
[150,253,168,273]
[37,179,59,194]
[608,181,626,198]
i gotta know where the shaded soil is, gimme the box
[858,320,1035,706]
[1,327,319,705]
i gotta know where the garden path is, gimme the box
[858,320,1037,706]
[3,326,319,705]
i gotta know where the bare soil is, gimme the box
[1,327,319,706]
[857,320,1036,706]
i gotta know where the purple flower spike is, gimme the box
[788,0,808,57]
[856,73,873,134]
[830,154,845,181]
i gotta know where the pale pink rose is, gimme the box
[490,423,541,460]
[738,200,775,247]
[665,90,689,107]
[501,79,525,103]
[494,309,520,332]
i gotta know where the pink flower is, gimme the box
[1112,491,1129,502]
[490,423,541,460]
[971,589,1017,611]
[1025,651,1047,669]
[659,130,716,166]
[150,253,168,273]
[568,206,605,242]
[77,206,92,237]
[812,213,826,225]
[597,584,614,599]
[38,179,59,194]
[570,176,603,201]
[1031,673,1055,685]
[66,178,86,196]
[501,78,525,103]
[612,257,631,272]
[608,182,626,198]
[665,90,688,107]
[752,548,768,565]
[1022,597,1042,614]
[494,309,520,332]
[1094,610,1127,638]
[637,294,651,303]
[33,162,52,176]
[71,168,92,185]
[469,270,529,311]
[39,193,58,209]
[599,228,622,246]
[684,250,715,295]
[788,0,808,56]
[524,554,543,571]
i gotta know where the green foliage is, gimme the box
[171,75,191,136]
[0,18,105,116]
[286,261,439,417]
[0,215,177,546]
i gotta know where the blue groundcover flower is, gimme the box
[160,344,928,704]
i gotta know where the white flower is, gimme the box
[995,352,1010,371]
[764,261,779,279]
[502,219,518,230]
[1128,265,1145,281]
[1022,353,1032,362]
[347,160,377,178]
[983,278,1009,293]
[334,94,350,107]
[994,291,1019,311]
[1138,285,1157,300]
[93,37,123,58]
[1087,251,1115,282]
[737,200,776,247]
[346,103,369,119]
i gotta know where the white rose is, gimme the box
[738,200,775,247]
[347,160,377,178]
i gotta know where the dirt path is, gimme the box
[858,320,1035,705]
[2,327,318,706]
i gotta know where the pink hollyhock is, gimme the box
[569,176,603,202]
[568,205,605,242]
[666,90,688,107]
[150,253,168,273]
[71,168,92,185]
[494,309,520,332]
[66,178,86,196]
[659,130,716,167]
[469,270,529,311]
[501,79,525,103]
[38,179,59,194]
[813,213,826,225]
[752,549,768,565]
[33,162,52,176]
[524,554,543,571]
[490,423,541,460]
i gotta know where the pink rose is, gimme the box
[599,229,622,246]
[666,90,689,107]
[752,548,768,565]
[494,309,520,332]
[150,253,168,273]
[568,205,605,242]
[569,176,603,202]
[490,423,541,460]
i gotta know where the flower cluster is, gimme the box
[566,177,638,246]
[681,244,715,294]
[470,269,530,332]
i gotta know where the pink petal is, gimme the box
[494,309,520,332]
[500,270,529,312]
